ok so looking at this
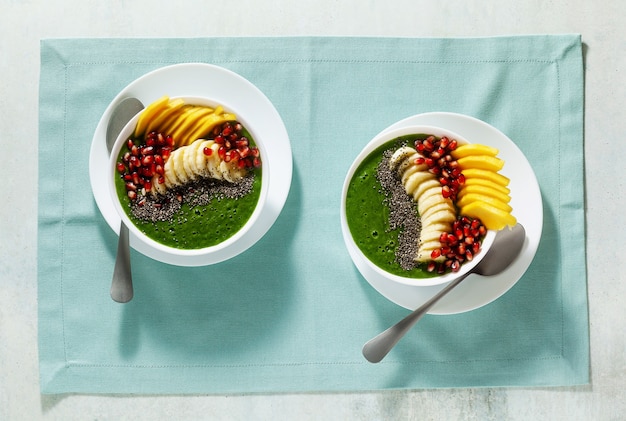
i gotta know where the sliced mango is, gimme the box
[457,184,511,204]
[461,168,510,187]
[134,95,170,137]
[457,155,504,172]
[456,193,512,213]
[460,201,517,231]
[171,107,216,147]
[451,143,499,159]
[462,177,510,195]
[145,98,186,135]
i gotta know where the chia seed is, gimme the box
[130,173,255,223]
[376,147,421,271]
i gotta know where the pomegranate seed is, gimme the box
[129,156,140,168]
[214,135,225,144]
[158,176,165,184]
[156,164,164,175]
[238,146,250,158]
[127,190,137,200]
[125,182,137,191]
[431,249,441,259]
[427,261,437,272]
[144,181,152,192]
[203,147,213,156]
[116,162,126,173]
[141,155,154,166]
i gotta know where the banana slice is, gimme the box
[420,201,455,221]
[389,146,417,170]
[163,155,180,188]
[404,172,436,199]
[150,173,167,197]
[172,147,190,184]
[412,179,441,202]
[183,139,204,181]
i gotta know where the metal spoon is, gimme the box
[105,97,144,303]
[362,223,526,363]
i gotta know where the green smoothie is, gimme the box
[345,135,438,279]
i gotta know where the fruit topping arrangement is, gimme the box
[115,96,261,208]
[388,135,515,273]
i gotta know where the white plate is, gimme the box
[359,112,542,314]
[89,63,292,266]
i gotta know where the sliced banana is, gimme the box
[154,139,248,195]
[172,147,190,184]
[183,139,204,181]
[390,146,455,263]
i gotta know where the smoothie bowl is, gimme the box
[108,95,268,265]
[341,124,517,295]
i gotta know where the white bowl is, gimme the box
[108,95,269,264]
[340,125,496,291]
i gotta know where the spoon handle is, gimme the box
[110,222,133,303]
[362,273,469,363]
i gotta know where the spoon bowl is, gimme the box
[106,97,144,303]
[362,223,526,363]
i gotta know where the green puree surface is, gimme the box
[345,136,438,279]
[116,172,261,249]
[115,171,261,249]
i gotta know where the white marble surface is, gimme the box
[1,0,624,419]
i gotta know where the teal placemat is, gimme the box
[38,36,588,393]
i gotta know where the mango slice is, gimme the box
[457,184,511,204]
[457,155,504,172]
[451,144,499,159]
[456,193,512,213]
[462,177,510,195]
[461,168,510,187]
[460,201,517,230]
[134,95,170,137]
